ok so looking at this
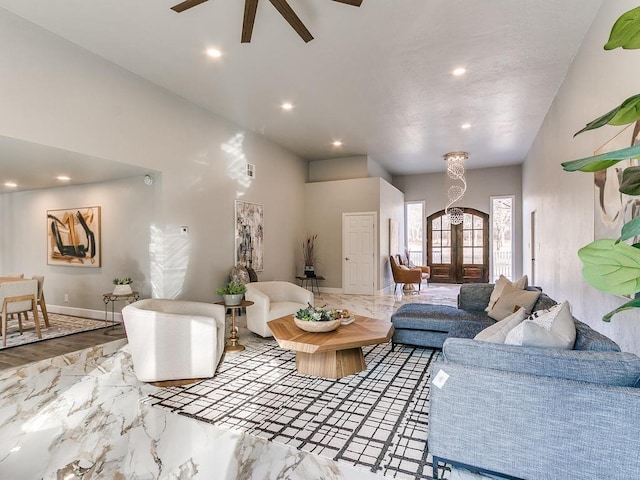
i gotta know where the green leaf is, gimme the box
[603,298,640,322]
[561,144,640,172]
[619,166,640,194]
[618,217,640,243]
[573,105,620,137]
[634,243,640,249]
[578,238,640,296]
[609,94,640,125]
[574,94,640,136]
[604,6,640,50]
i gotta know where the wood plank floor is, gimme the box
[0,326,127,370]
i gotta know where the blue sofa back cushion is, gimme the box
[574,319,621,351]
[442,338,640,387]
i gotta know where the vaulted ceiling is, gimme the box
[0,0,603,191]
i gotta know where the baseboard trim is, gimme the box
[47,305,120,322]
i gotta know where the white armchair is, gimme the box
[122,299,226,382]
[245,281,314,337]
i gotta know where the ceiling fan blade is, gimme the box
[171,0,209,13]
[331,0,363,6]
[268,0,314,43]
[241,0,259,43]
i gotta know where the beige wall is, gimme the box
[522,0,640,355]
[393,165,523,278]
[304,177,404,292]
[308,156,369,183]
[0,9,307,308]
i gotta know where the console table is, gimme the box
[296,275,325,294]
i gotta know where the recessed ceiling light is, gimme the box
[281,102,294,111]
[461,123,471,130]
[332,140,343,147]
[453,67,466,76]
[4,182,17,188]
[206,48,222,58]
[57,175,71,181]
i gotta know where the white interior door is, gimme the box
[342,212,376,295]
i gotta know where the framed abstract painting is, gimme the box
[47,206,101,267]
[235,200,264,271]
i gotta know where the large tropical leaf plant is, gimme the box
[562,6,640,321]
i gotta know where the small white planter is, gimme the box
[113,284,133,295]
[223,294,244,306]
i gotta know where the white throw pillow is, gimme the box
[474,308,527,343]
[504,301,576,349]
[487,283,540,321]
[485,275,528,312]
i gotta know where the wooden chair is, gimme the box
[389,256,422,294]
[0,279,40,346]
[31,275,50,327]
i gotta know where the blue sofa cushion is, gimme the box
[574,319,621,351]
[442,338,640,387]
[391,303,492,331]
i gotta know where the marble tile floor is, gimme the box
[0,285,460,480]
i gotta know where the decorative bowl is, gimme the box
[294,317,341,333]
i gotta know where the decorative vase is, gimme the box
[223,294,244,306]
[113,284,132,295]
[304,265,316,277]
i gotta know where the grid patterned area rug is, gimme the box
[146,340,450,480]
[0,313,112,350]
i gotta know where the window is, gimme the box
[490,196,514,282]
[405,201,425,265]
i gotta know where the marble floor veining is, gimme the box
[0,286,460,480]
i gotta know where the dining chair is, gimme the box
[0,279,40,346]
[31,275,50,327]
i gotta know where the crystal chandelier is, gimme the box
[444,151,468,225]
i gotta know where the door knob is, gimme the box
[345,257,350,261]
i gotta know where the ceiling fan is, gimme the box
[171,0,363,43]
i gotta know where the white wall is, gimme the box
[379,179,405,290]
[522,0,640,355]
[1,176,154,311]
[0,9,307,308]
[393,165,523,277]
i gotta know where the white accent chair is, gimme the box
[245,281,314,337]
[122,299,226,382]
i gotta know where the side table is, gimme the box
[215,300,253,353]
[102,292,139,334]
[296,275,325,295]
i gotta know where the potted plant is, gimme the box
[302,234,318,277]
[562,5,640,321]
[113,277,133,295]
[216,281,247,306]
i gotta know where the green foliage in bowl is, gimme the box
[113,277,133,285]
[294,304,351,322]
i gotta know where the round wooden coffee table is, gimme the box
[267,315,393,379]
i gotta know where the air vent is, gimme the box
[247,163,256,178]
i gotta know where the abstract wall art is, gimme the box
[235,200,264,271]
[47,206,101,267]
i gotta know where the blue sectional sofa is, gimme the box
[391,284,555,348]
[420,284,640,480]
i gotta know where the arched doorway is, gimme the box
[427,208,489,283]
